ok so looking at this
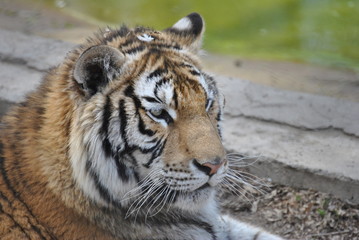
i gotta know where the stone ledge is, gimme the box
[217,76,359,137]
[222,116,359,203]
[1,29,358,203]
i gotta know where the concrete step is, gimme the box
[1,29,358,203]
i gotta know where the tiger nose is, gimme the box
[193,158,226,176]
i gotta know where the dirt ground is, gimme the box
[1,1,359,239]
[220,184,359,240]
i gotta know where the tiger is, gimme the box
[0,13,283,240]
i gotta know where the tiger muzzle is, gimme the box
[193,157,227,176]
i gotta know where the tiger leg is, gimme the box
[222,215,284,240]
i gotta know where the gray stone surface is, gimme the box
[222,116,359,181]
[0,29,75,71]
[222,117,359,203]
[1,29,358,203]
[0,62,42,102]
[0,29,75,105]
[217,76,359,137]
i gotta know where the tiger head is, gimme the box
[69,13,228,214]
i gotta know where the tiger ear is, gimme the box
[74,45,125,96]
[164,12,205,53]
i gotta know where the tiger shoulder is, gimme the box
[0,13,284,240]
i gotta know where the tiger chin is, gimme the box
[0,13,283,240]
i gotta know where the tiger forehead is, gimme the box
[135,62,208,109]
[174,80,207,109]
[105,28,182,53]
[104,27,210,108]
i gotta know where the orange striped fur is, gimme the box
[1,13,283,240]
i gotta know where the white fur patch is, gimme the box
[69,95,141,206]
[137,34,154,42]
[134,73,177,127]
[172,17,192,30]
[222,215,284,240]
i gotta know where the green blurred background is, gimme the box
[39,0,359,71]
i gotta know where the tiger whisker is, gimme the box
[220,179,251,202]
[145,184,169,218]
[221,179,255,202]
[121,169,162,202]
[126,184,159,218]
[125,180,164,219]
[225,169,268,196]
[133,182,166,220]
[226,152,263,160]
[227,152,263,163]
[227,169,270,190]
[166,190,177,213]
[148,186,172,218]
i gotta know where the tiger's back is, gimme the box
[1,13,283,240]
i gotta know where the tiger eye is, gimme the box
[150,109,163,117]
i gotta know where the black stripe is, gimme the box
[120,147,138,167]
[206,99,214,111]
[143,97,160,103]
[216,111,222,138]
[97,95,135,183]
[119,38,136,49]
[189,69,201,76]
[141,140,162,167]
[124,85,135,98]
[154,78,170,101]
[137,138,160,154]
[118,146,137,163]
[0,146,56,239]
[190,220,216,240]
[102,26,130,43]
[131,95,143,110]
[173,90,178,109]
[85,159,115,204]
[126,154,140,182]
[143,139,166,168]
[116,25,130,37]
[125,86,151,130]
[124,86,156,137]
[101,96,113,158]
[181,63,193,68]
[116,99,137,182]
[155,77,170,89]
[148,68,167,79]
[119,99,128,143]
[253,231,262,240]
[215,110,221,122]
[138,114,155,136]
[154,139,166,158]
[0,192,32,239]
[114,154,129,182]
[143,96,161,103]
[140,139,160,155]
[1,213,32,239]
[150,43,181,50]
[124,45,145,55]
[131,208,217,240]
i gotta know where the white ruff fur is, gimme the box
[69,95,138,207]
